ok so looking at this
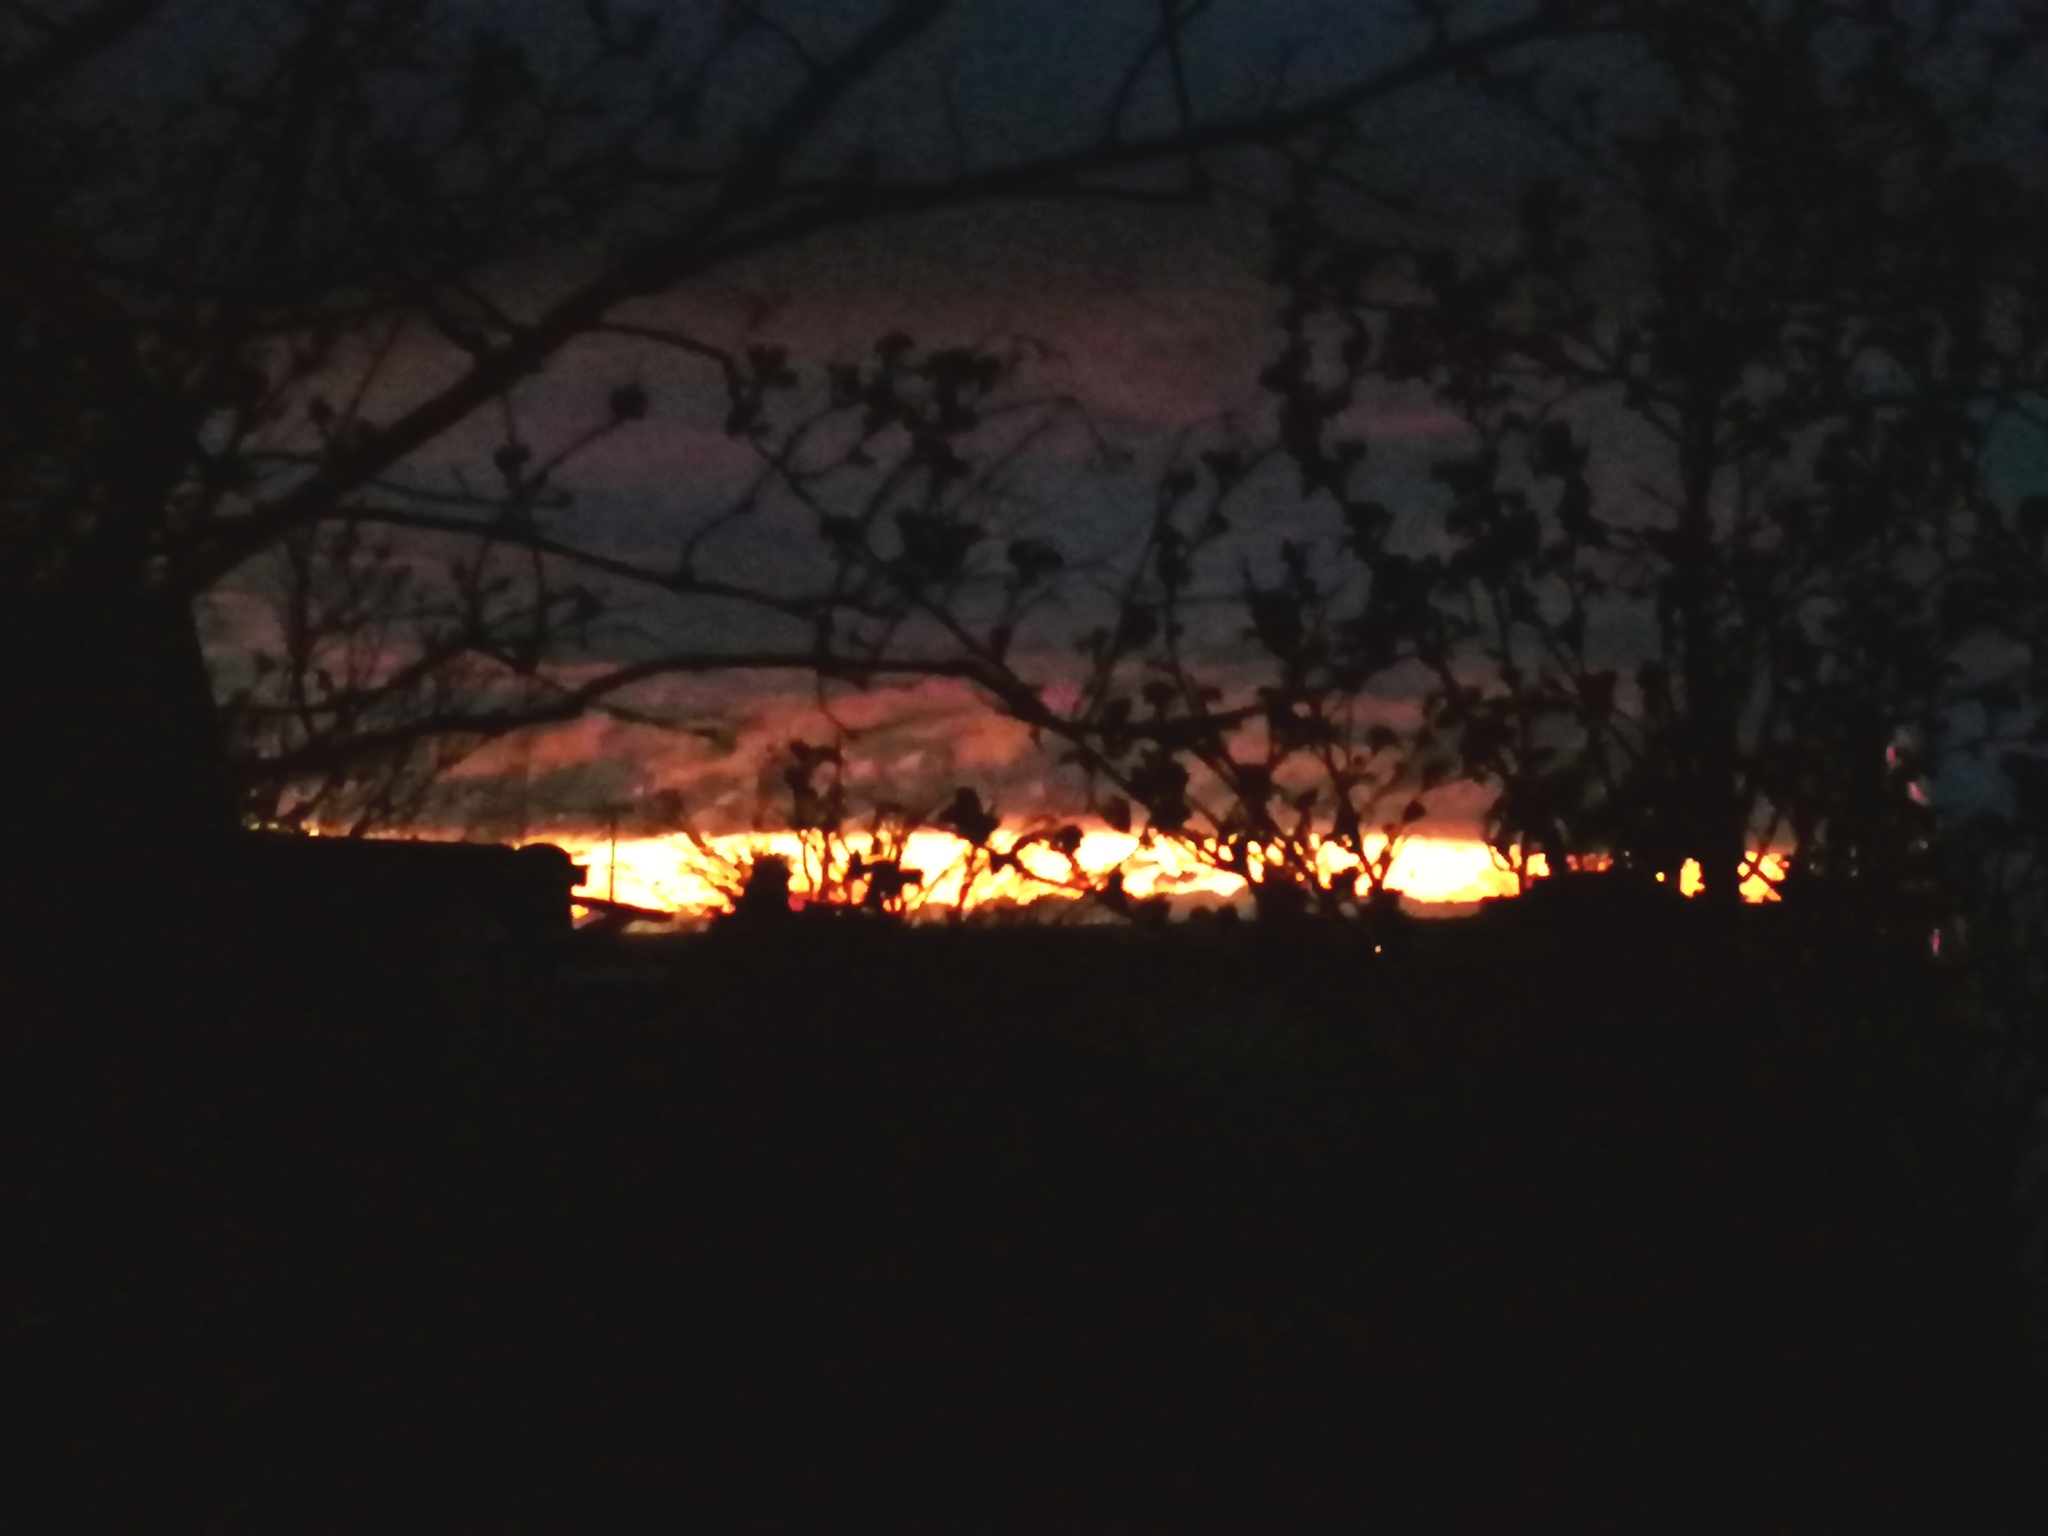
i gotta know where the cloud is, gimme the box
[425,672,1055,839]
[212,191,1502,846]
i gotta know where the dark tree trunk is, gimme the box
[1675,411,1746,906]
[0,580,239,919]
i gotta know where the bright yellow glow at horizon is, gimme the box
[543,826,1789,921]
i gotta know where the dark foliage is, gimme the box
[1233,0,2048,922]
[0,0,1609,852]
[9,911,2045,1530]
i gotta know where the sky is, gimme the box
[170,1,1532,854]
[115,0,2045,905]
[544,826,1788,921]
[350,190,1500,852]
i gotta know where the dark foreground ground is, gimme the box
[8,903,2048,1531]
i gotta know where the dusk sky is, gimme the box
[104,0,2041,905]
[169,1,1547,853]
[22,14,2048,1518]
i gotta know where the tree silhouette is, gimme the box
[1018,420,1458,919]
[1217,0,2048,915]
[0,0,1618,903]
[804,0,2048,947]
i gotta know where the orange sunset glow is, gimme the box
[417,676,1793,923]
[546,825,1790,921]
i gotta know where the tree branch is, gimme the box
[187,2,1603,591]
